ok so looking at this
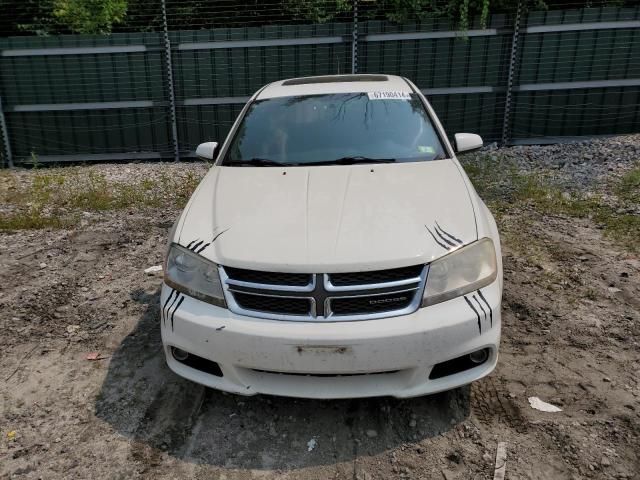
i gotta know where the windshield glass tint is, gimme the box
[224,93,446,166]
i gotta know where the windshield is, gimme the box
[223,93,447,166]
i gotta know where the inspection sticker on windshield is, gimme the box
[418,145,436,154]
[367,91,411,100]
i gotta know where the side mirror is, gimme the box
[195,141,219,160]
[454,133,483,153]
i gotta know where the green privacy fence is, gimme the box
[171,23,353,152]
[511,8,640,138]
[0,5,639,166]
[358,14,515,143]
[0,32,171,164]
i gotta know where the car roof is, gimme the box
[257,74,412,100]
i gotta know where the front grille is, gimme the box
[331,291,414,315]
[224,266,311,287]
[220,265,427,321]
[232,291,311,316]
[329,265,424,286]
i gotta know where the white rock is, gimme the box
[528,396,562,412]
[66,324,80,334]
[306,438,317,452]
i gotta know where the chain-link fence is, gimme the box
[0,0,638,166]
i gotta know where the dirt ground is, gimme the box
[1,150,639,479]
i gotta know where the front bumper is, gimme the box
[160,280,501,399]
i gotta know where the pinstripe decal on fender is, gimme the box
[463,290,494,334]
[477,289,493,327]
[164,290,181,327]
[162,289,178,326]
[464,295,482,334]
[473,295,487,324]
[162,290,184,332]
[170,296,185,331]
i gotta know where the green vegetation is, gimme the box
[11,0,128,35]
[463,156,640,252]
[615,166,640,205]
[607,166,640,247]
[7,0,632,36]
[53,0,127,34]
[0,210,74,231]
[0,167,202,231]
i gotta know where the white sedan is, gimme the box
[161,74,502,399]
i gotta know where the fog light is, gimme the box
[469,348,489,364]
[172,347,189,361]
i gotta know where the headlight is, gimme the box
[423,237,497,307]
[164,243,226,307]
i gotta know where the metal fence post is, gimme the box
[501,0,524,146]
[0,95,12,168]
[161,0,180,162]
[351,0,358,74]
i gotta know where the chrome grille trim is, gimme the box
[323,272,423,292]
[228,287,317,317]
[324,286,421,320]
[220,268,316,321]
[225,274,316,292]
[219,265,428,322]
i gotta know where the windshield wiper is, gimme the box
[308,156,397,166]
[229,158,292,167]
[229,156,399,167]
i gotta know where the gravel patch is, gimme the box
[464,134,640,190]
[4,134,639,193]
[2,161,210,189]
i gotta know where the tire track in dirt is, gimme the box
[472,377,527,433]
[129,378,206,471]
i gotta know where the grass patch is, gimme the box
[463,156,640,252]
[0,167,203,231]
[0,209,76,231]
[596,212,640,248]
[615,166,640,205]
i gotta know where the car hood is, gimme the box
[178,161,477,272]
